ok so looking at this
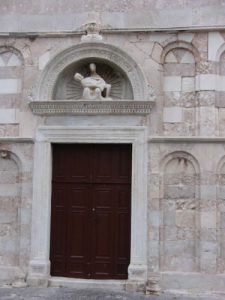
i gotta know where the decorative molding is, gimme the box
[149,136,225,143]
[35,42,155,102]
[29,100,154,116]
[1,27,225,38]
[28,126,148,285]
[0,137,34,143]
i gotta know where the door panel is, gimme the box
[50,184,67,276]
[50,144,131,279]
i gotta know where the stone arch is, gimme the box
[216,50,225,78]
[0,46,24,67]
[161,42,199,136]
[35,42,152,101]
[161,41,200,64]
[159,151,200,272]
[216,42,225,63]
[0,46,23,137]
[0,149,21,270]
[160,151,200,174]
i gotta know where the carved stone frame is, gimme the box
[27,126,148,287]
[34,42,153,102]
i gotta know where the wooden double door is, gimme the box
[50,144,132,279]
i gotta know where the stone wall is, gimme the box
[1,0,225,295]
[0,142,33,284]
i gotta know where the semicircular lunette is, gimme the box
[53,59,133,100]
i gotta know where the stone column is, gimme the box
[27,140,52,286]
[128,133,148,282]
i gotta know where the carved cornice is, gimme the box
[29,100,154,116]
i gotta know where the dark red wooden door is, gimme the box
[50,144,132,279]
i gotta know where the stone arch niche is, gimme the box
[0,46,23,67]
[29,42,155,115]
[53,58,133,100]
[0,47,23,137]
[161,41,199,136]
[160,151,200,272]
[0,150,21,281]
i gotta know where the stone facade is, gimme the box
[1,0,225,296]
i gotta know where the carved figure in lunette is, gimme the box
[74,63,111,100]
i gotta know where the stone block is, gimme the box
[0,212,16,223]
[220,212,225,229]
[176,211,196,228]
[181,77,195,92]
[175,199,197,210]
[39,51,50,70]
[0,184,19,197]
[160,226,177,241]
[200,255,217,273]
[201,241,217,255]
[200,212,217,228]
[148,226,159,240]
[149,211,161,227]
[164,185,195,199]
[196,74,216,91]
[0,124,19,137]
[177,228,195,240]
[216,75,225,91]
[148,241,159,257]
[163,107,182,123]
[180,51,195,63]
[163,240,195,257]
[200,228,217,242]
[164,64,195,77]
[164,51,177,63]
[0,109,17,124]
[163,76,182,92]
[0,79,21,94]
[218,186,225,200]
[200,185,216,200]
[163,211,176,226]
[150,43,163,63]
[163,255,195,272]
[199,106,216,135]
[197,91,215,106]
[177,32,195,43]
[164,174,196,185]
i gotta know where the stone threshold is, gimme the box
[29,100,154,116]
[48,277,127,290]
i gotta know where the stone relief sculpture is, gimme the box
[74,63,112,100]
[81,22,103,42]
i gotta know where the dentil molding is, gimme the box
[29,100,154,115]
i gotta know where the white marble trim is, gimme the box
[27,126,148,285]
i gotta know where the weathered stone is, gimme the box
[0,1,225,296]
